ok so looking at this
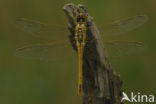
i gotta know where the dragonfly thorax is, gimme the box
[75,23,87,45]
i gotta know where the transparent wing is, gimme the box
[14,18,69,38]
[14,40,76,61]
[99,15,148,36]
[104,40,147,58]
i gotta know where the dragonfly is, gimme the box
[14,14,148,96]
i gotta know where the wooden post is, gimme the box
[63,3,123,104]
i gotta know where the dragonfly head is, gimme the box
[76,13,87,24]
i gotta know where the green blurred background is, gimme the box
[0,0,155,104]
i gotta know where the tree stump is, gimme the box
[63,3,123,104]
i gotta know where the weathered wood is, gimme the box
[63,3,123,104]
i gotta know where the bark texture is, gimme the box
[63,3,123,104]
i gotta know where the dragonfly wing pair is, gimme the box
[100,15,148,57]
[14,18,75,61]
[14,15,148,60]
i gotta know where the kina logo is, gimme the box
[121,92,154,103]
